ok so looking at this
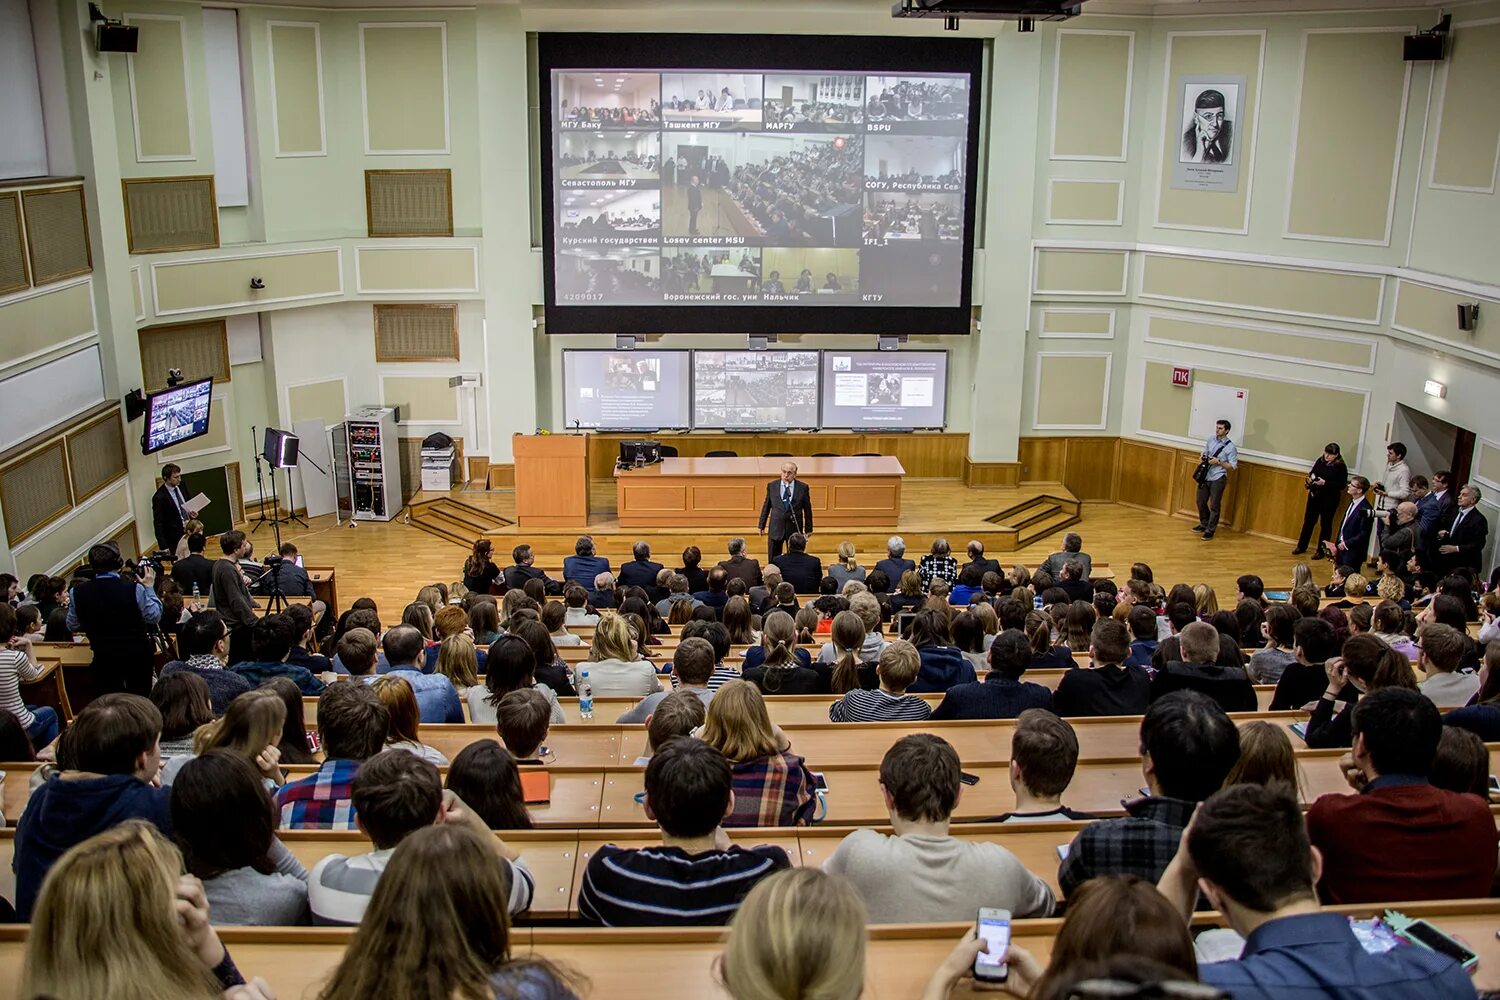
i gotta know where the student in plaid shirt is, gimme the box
[701,681,819,827]
[918,538,959,591]
[1057,691,1239,898]
[276,679,390,830]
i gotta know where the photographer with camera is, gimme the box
[1371,442,1412,560]
[66,542,162,696]
[1292,443,1348,558]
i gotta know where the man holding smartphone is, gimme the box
[1158,782,1477,998]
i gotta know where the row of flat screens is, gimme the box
[563,349,948,431]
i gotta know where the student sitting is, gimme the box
[1158,783,1477,999]
[1122,604,1159,669]
[445,739,534,831]
[1302,633,1416,749]
[275,681,389,830]
[0,604,56,748]
[824,734,1054,922]
[496,688,553,765]
[470,634,566,726]
[1024,611,1075,670]
[1150,621,1255,713]
[160,686,286,788]
[370,675,449,765]
[618,636,716,724]
[1052,618,1151,717]
[742,610,825,694]
[1307,687,1495,904]
[828,639,932,722]
[581,612,660,697]
[171,749,310,925]
[993,709,1094,822]
[578,737,791,926]
[151,671,214,758]
[1247,604,1299,684]
[680,619,742,691]
[309,749,532,924]
[1269,616,1341,710]
[371,624,464,724]
[22,821,274,999]
[14,693,173,919]
[636,689,709,765]
[1415,621,1479,707]
[283,602,332,675]
[929,629,1051,719]
[701,681,819,827]
[1059,691,1239,898]
[158,610,252,715]
[316,824,578,1000]
[905,609,978,693]
[721,869,874,1000]
[1442,642,1500,740]
[230,613,327,696]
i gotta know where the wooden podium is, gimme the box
[513,434,588,527]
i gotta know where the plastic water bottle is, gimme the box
[578,668,593,721]
[191,582,200,599]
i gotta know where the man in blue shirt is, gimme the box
[371,624,463,723]
[562,535,611,588]
[1158,782,1476,1000]
[1194,418,1238,541]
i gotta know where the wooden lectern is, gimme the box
[513,434,589,527]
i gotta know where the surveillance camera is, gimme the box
[249,277,266,290]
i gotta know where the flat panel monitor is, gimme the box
[562,349,692,430]
[539,32,983,335]
[819,350,947,430]
[142,378,213,455]
[693,349,819,429]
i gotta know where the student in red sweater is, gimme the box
[1306,686,1496,904]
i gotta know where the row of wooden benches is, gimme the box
[0,900,1495,999]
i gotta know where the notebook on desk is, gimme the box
[520,771,552,804]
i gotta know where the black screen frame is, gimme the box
[561,347,694,431]
[817,347,950,431]
[141,377,214,456]
[538,32,984,336]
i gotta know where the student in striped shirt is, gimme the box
[828,640,933,723]
[577,737,791,926]
[678,619,742,691]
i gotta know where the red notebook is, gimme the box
[520,770,552,805]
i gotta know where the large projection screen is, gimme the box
[819,350,948,430]
[562,349,692,430]
[693,350,820,430]
[539,33,983,336]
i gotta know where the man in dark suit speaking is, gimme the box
[1436,485,1489,576]
[152,463,199,555]
[758,461,813,564]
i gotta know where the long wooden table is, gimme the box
[613,456,904,529]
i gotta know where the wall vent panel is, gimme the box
[374,303,459,361]
[0,441,73,544]
[0,193,28,294]
[65,409,129,503]
[365,170,453,237]
[139,319,230,392]
[21,186,91,284]
[122,176,220,254]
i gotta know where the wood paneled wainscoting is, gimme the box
[1020,436,1328,543]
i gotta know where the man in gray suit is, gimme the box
[758,461,813,564]
[1040,533,1092,581]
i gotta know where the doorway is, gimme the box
[1390,402,1473,484]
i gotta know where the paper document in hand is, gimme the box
[186,493,211,513]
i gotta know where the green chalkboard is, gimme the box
[177,465,233,535]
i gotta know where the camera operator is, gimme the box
[65,542,162,696]
[211,530,259,664]
[255,542,328,628]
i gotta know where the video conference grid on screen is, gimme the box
[553,70,970,310]
[563,349,948,432]
[144,378,214,454]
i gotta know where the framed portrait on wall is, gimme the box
[1170,74,1245,194]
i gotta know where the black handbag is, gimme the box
[1194,440,1227,484]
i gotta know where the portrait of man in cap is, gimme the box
[1180,86,1234,164]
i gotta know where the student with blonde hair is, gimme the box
[584,612,660,697]
[719,868,867,1000]
[828,541,866,589]
[1223,720,1303,796]
[163,687,286,787]
[829,639,931,722]
[370,675,449,765]
[701,681,819,826]
[1193,583,1219,617]
[317,824,574,1000]
[23,820,275,1000]
[434,632,482,699]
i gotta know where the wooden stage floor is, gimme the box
[268,478,1317,616]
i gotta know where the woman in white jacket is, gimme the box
[582,613,661,698]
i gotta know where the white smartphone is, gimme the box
[973,908,1011,983]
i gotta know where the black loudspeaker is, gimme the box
[263,427,301,468]
[96,22,139,53]
[1403,33,1444,61]
[1458,303,1480,332]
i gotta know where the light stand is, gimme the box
[248,424,273,535]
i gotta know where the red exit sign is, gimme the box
[1171,367,1193,387]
